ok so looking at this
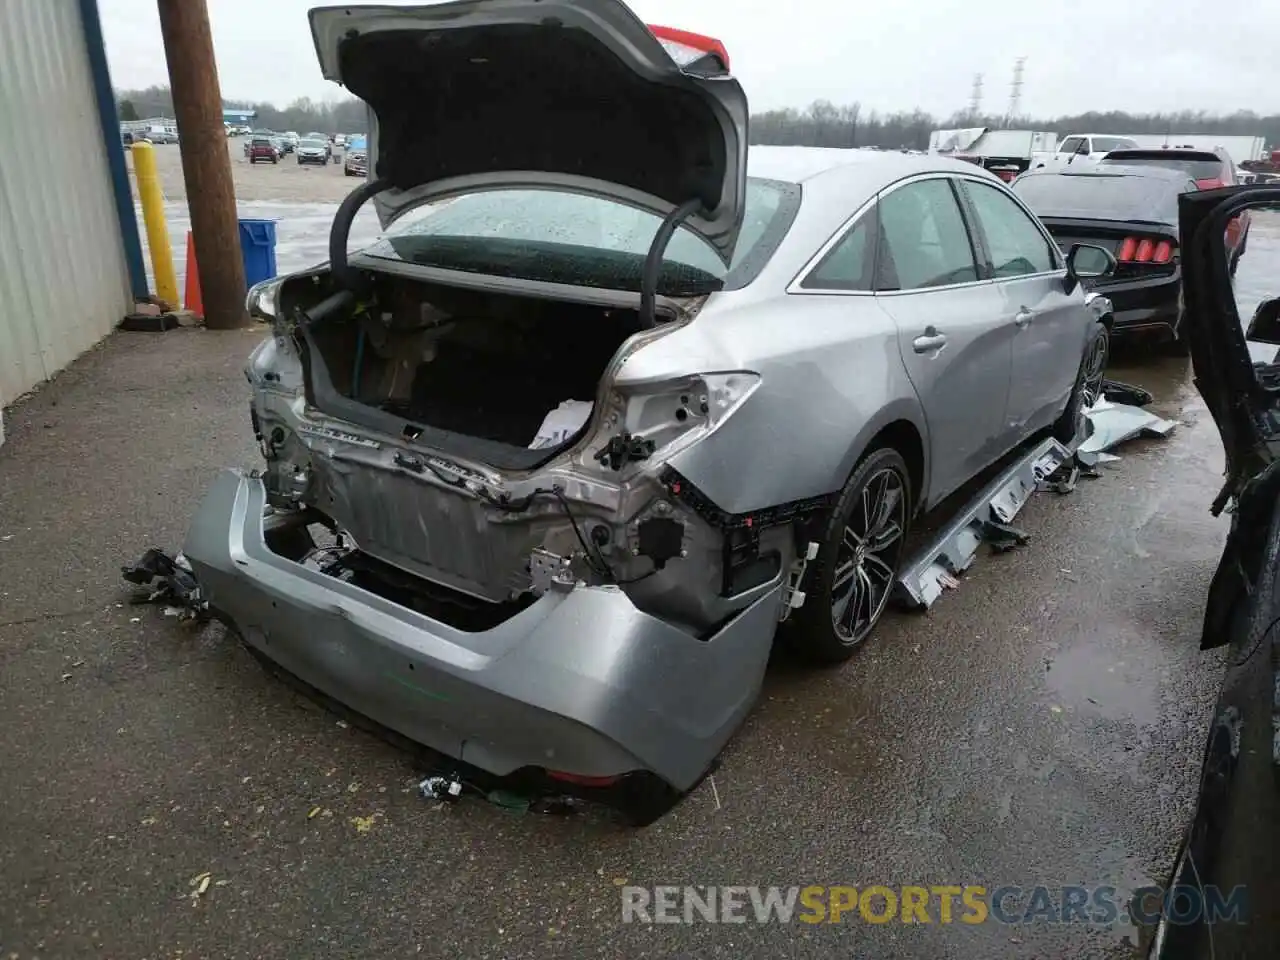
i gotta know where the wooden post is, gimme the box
[156,0,247,329]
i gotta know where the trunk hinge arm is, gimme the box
[639,198,704,330]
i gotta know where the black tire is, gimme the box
[787,447,913,664]
[271,157,278,164]
[1053,320,1108,443]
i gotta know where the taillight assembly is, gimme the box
[648,24,731,72]
[1115,236,1175,265]
[1195,178,1226,190]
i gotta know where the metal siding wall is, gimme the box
[0,0,131,406]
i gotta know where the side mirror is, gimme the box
[1064,243,1117,293]
[1246,296,1280,344]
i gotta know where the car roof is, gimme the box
[721,146,1010,300]
[747,145,991,185]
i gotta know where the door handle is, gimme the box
[912,332,948,353]
[1014,309,1034,329]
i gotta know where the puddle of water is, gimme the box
[1043,623,1160,726]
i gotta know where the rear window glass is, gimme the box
[1091,137,1138,153]
[1098,153,1224,180]
[362,179,801,295]
[1012,172,1189,224]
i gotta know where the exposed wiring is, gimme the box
[548,487,615,581]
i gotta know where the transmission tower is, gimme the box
[1005,57,1026,127]
[968,73,984,120]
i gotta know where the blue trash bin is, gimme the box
[238,219,278,287]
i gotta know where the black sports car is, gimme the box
[1013,166,1199,352]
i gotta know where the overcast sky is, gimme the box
[101,0,1280,119]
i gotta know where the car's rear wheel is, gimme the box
[788,447,912,664]
[1053,319,1109,443]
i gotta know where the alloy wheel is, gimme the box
[829,466,907,646]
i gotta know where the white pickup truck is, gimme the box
[1031,134,1141,171]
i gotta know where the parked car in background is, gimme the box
[245,130,274,157]
[1097,147,1250,273]
[1041,134,1140,170]
[284,132,300,151]
[185,0,1120,827]
[343,135,367,176]
[247,137,279,164]
[1012,165,1196,352]
[303,132,333,161]
[146,125,179,144]
[296,138,329,165]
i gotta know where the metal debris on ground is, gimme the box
[980,519,1031,554]
[1038,460,1082,495]
[121,548,208,621]
[418,774,464,802]
[896,437,1072,608]
[1078,398,1177,463]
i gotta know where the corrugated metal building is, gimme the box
[0,0,144,431]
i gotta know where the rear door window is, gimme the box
[960,179,1058,278]
[874,179,979,292]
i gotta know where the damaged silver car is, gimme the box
[183,0,1118,822]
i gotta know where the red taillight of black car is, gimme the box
[1116,236,1176,265]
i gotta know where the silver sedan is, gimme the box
[183,0,1116,822]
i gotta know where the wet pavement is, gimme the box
[3,209,1278,958]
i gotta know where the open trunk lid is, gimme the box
[308,0,749,263]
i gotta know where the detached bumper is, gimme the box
[183,470,780,791]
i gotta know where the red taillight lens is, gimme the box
[1115,236,1175,264]
[647,25,730,71]
[1195,178,1225,190]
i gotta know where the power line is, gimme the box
[1005,57,1026,127]
[968,73,984,118]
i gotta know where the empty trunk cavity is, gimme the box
[298,272,654,462]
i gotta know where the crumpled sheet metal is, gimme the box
[1077,398,1176,464]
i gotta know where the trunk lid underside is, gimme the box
[308,0,749,261]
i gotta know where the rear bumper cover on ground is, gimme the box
[182,469,781,791]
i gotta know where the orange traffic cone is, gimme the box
[183,231,203,318]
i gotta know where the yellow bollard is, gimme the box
[129,141,180,308]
